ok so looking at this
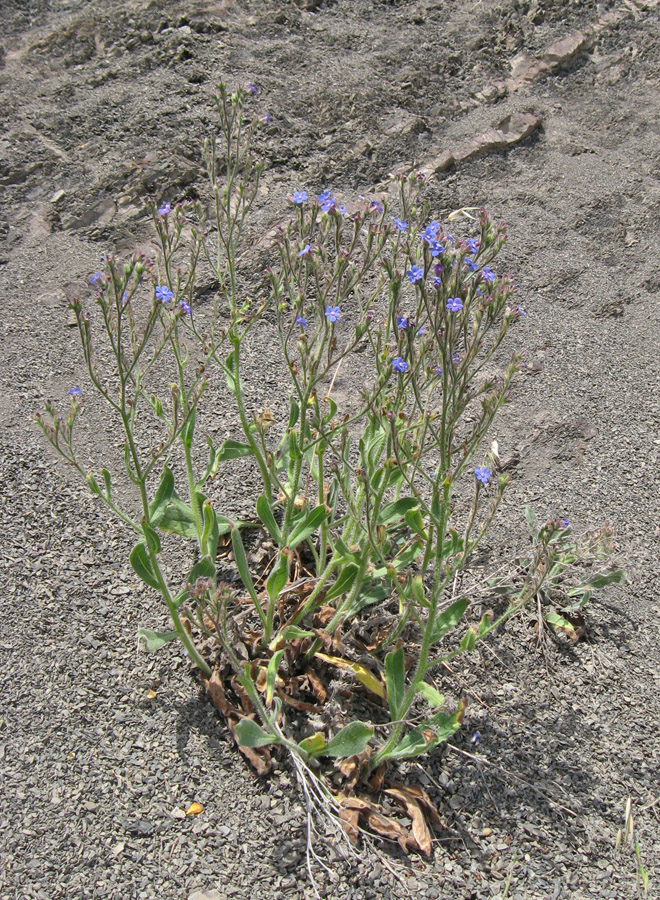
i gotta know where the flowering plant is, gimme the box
[38,84,622,851]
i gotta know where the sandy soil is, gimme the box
[1,1,660,898]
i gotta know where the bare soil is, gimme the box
[1,1,660,898]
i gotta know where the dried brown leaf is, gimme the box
[305,670,327,704]
[339,756,361,791]
[204,669,233,716]
[338,808,360,845]
[367,811,410,854]
[388,783,444,831]
[367,764,387,794]
[385,788,432,857]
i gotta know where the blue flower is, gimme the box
[482,266,495,283]
[417,325,425,335]
[466,238,479,254]
[515,305,526,316]
[392,356,409,373]
[394,217,407,232]
[338,203,348,216]
[295,314,307,328]
[445,232,455,244]
[158,202,171,217]
[561,517,570,528]
[261,112,271,124]
[121,291,128,305]
[433,275,442,287]
[247,82,258,95]
[369,200,383,214]
[298,244,312,258]
[396,316,408,329]
[474,466,491,484]
[90,272,102,285]
[422,221,440,242]
[292,190,308,205]
[465,258,479,272]
[434,365,443,376]
[406,265,423,283]
[429,240,444,257]
[325,305,341,323]
[68,387,83,397]
[155,285,174,303]
[318,190,335,213]
[180,300,191,314]
[452,352,461,365]
[446,297,463,313]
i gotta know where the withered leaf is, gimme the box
[204,669,235,716]
[277,690,322,713]
[367,764,387,794]
[338,808,360,845]
[339,756,360,791]
[305,670,327,704]
[367,811,410,854]
[388,782,444,831]
[385,788,432,857]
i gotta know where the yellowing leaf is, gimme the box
[185,802,203,816]
[315,652,385,699]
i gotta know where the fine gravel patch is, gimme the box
[1,1,659,898]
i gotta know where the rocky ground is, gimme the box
[1,0,660,898]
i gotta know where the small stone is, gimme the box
[50,189,66,205]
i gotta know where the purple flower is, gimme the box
[90,272,102,285]
[434,365,443,376]
[452,352,461,365]
[369,200,383,214]
[318,190,335,213]
[465,258,479,273]
[466,238,479,254]
[155,285,174,303]
[429,240,444,257]
[482,267,495,283]
[158,202,171,217]
[446,297,463,313]
[561,517,570,528]
[445,232,455,244]
[247,82,258,95]
[325,305,341,323]
[292,190,308,205]
[298,244,312,258]
[392,356,409,373]
[474,466,491,485]
[396,316,408,329]
[406,265,423,284]
[417,325,425,335]
[434,264,444,275]
[261,112,271,124]
[338,203,348,216]
[433,275,442,287]
[122,291,128,305]
[68,387,83,397]
[179,300,191,314]
[515,305,526,316]
[295,314,307,328]
[394,217,407,232]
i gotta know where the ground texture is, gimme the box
[1,0,660,898]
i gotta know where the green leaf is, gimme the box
[180,410,196,450]
[298,733,326,757]
[417,681,445,708]
[544,610,577,639]
[124,441,139,484]
[567,569,625,595]
[410,575,429,609]
[324,563,360,604]
[256,495,282,543]
[269,625,316,650]
[385,648,405,722]
[377,497,420,526]
[266,650,284,706]
[266,555,288,609]
[233,718,276,749]
[429,597,469,643]
[525,506,539,537]
[288,504,327,549]
[344,582,389,617]
[216,439,254,462]
[200,500,217,554]
[422,704,465,743]
[387,727,429,760]
[231,525,263,616]
[130,542,160,590]
[149,466,174,523]
[101,469,112,501]
[441,529,463,559]
[321,722,373,758]
[86,472,101,496]
[158,496,198,538]
[141,518,161,555]
[138,627,178,652]
[187,557,216,584]
[225,350,238,396]
[460,627,477,652]
[404,507,428,540]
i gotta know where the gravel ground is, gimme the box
[1,0,659,897]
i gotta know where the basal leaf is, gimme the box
[138,627,178,652]
[234,718,276,749]
[321,722,373,758]
[385,647,405,722]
